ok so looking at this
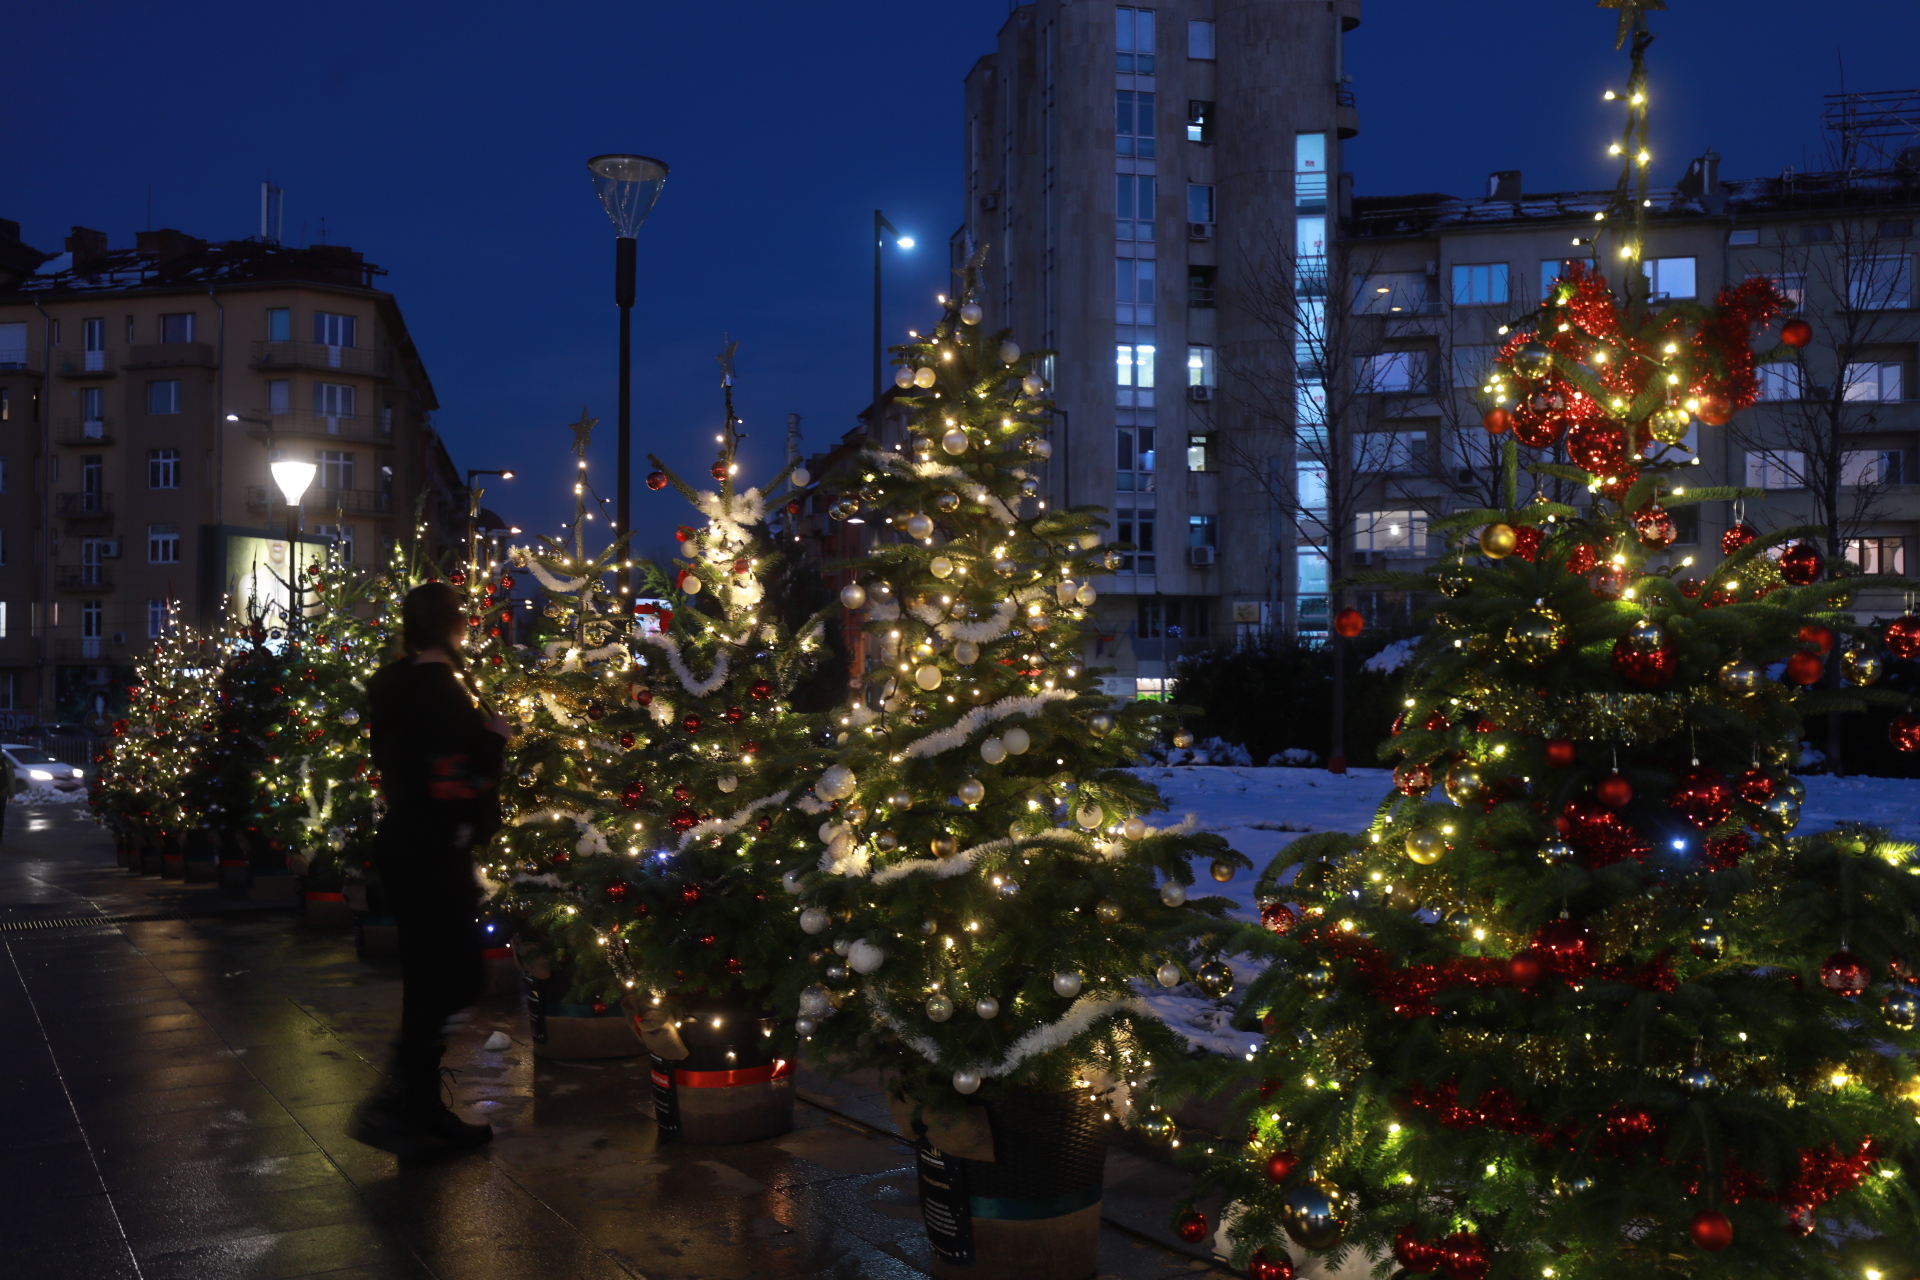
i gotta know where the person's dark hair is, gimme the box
[401,581,466,663]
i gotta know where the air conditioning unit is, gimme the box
[1188,384,1214,402]
[1188,221,1213,240]
[1188,545,1216,567]
[100,538,121,558]
[110,631,126,646]
[1351,550,1373,567]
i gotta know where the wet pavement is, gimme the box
[0,803,1229,1280]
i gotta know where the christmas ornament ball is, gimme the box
[1506,607,1567,662]
[1891,713,1920,753]
[1479,522,1518,558]
[1650,405,1692,444]
[1596,773,1633,808]
[1194,960,1235,998]
[1721,521,1757,554]
[1160,881,1188,907]
[925,994,954,1022]
[1438,1232,1490,1280]
[1248,1251,1295,1280]
[1155,961,1183,988]
[1887,615,1920,659]
[974,996,1000,1020]
[838,582,868,610]
[1094,899,1124,924]
[1538,838,1576,865]
[1137,1110,1175,1143]
[1779,541,1824,585]
[1088,711,1115,737]
[1821,950,1871,997]
[1279,1181,1347,1251]
[1694,394,1733,426]
[1394,762,1433,795]
[1051,971,1082,997]
[799,908,830,935]
[1785,651,1825,685]
[998,340,1021,363]
[952,1069,982,1095]
[957,778,986,805]
[1690,922,1727,959]
[1209,858,1236,883]
[1332,608,1364,638]
[1511,341,1553,377]
[959,302,984,325]
[1404,824,1447,864]
[1174,1211,1209,1244]
[646,470,668,491]
[1172,728,1195,749]
[1612,633,1678,687]
[1780,317,1813,347]
[940,428,969,456]
[1841,646,1883,685]
[1717,660,1763,693]
[1883,987,1920,1030]
[1680,1065,1717,1093]
[1689,1210,1734,1252]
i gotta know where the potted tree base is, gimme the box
[520,956,643,1059]
[641,1007,793,1145]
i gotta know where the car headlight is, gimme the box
[69,768,82,778]
[28,769,52,781]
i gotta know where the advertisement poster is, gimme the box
[225,534,326,630]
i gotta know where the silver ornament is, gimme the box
[1155,962,1183,988]
[1052,971,1083,998]
[974,996,1000,1020]
[1159,881,1188,907]
[925,994,954,1022]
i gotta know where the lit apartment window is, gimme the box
[1851,256,1914,310]
[1116,343,1157,403]
[0,388,8,419]
[148,380,182,414]
[1116,174,1156,241]
[1842,450,1903,486]
[160,313,195,343]
[1758,364,1804,401]
[1115,507,1155,574]
[1846,537,1907,575]
[1645,257,1697,300]
[1116,90,1156,157]
[1451,263,1509,306]
[1186,432,1213,472]
[1187,100,1213,144]
[267,308,291,342]
[1187,345,1215,386]
[1728,229,1759,246]
[1116,6,1155,73]
[1540,258,1580,301]
[1116,258,1156,324]
[1187,184,1215,225]
[148,448,181,490]
[1353,272,1429,315]
[1188,514,1218,549]
[314,382,356,424]
[1116,427,1156,492]
[1355,511,1428,555]
[318,450,355,491]
[1745,450,1806,490]
[0,603,7,640]
[1295,133,1328,214]
[1844,362,1906,402]
[1187,18,1215,59]
[1354,351,1429,393]
[315,312,357,348]
[148,523,180,564]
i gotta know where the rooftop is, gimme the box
[0,224,387,297]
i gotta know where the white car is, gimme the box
[2,745,86,792]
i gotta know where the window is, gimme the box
[318,523,355,562]
[1115,507,1155,574]
[1296,546,1328,603]
[1802,225,1833,243]
[80,538,109,585]
[314,312,357,348]
[1116,90,1156,157]
[1187,432,1213,472]
[1116,427,1156,492]
[147,380,182,414]
[82,600,102,639]
[147,599,172,640]
[267,308,291,342]
[82,318,105,371]
[1846,537,1907,575]
[1728,229,1760,247]
[1116,174,1156,241]
[314,382,356,422]
[1452,344,1495,388]
[1745,450,1806,490]
[1769,273,1808,309]
[1116,343,1157,399]
[268,379,290,413]
[1851,256,1914,310]
[1670,505,1700,545]
[148,523,180,564]
[1116,6,1155,73]
[1187,265,1217,307]
[0,388,7,419]
[1843,451,1903,486]
[1352,272,1430,315]
[1186,100,1213,144]
[1843,362,1905,402]
[0,321,25,367]
[160,313,195,343]
[1187,345,1215,386]
[1354,351,1429,393]
[0,604,7,641]
[1882,220,1914,239]
[1188,514,1218,548]
[1188,19,1215,58]
[1540,258,1580,301]
[1187,183,1215,225]
[82,456,103,507]
[148,448,181,489]
[1296,462,1327,512]
[1758,364,1805,401]
[1451,263,1509,306]
[1646,257,1697,300]
[1355,433,1428,474]
[1295,133,1328,213]
[1354,511,1428,554]
[1116,258,1156,324]
[318,450,355,490]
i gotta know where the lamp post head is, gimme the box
[587,154,670,238]
[270,460,317,507]
[897,236,916,250]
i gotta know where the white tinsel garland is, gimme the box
[523,556,590,595]
[869,827,1085,885]
[675,788,792,852]
[694,487,768,544]
[537,691,574,727]
[900,689,1074,761]
[795,793,830,816]
[647,698,678,726]
[866,988,1149,1078]
[506,808,611,859]
[634,632,730,697]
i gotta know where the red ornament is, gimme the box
[1633,506,1676,549]
[671,784,690,802]
[1260,901,1298,934]
[619,732,636,749]
[1695,394,1733,426]
[1332,608,1364,639]
[1511,413,1561,449]
[1532,918,1598,981]
[1596,773,1633,808]
[723,705,745,725]
[725,957,745,975]
[1891,713,1920,752]
[1508,525,1542,562]
[750,679,773,700]
[1887,616,1920,659]
[675,525,695,543]
[1566,543,1598,574]
[635,686,654,706]
[450,569,467,586]
[621,783,646,809]
[1544,738,1576,768]
[1821,951,1870,997]
[1482,407,1512,435]
[1798,623,1834,653]
[680,884,704,906]
[1780,318,1813,348]
[1736,769,1776,804]
[1720,522,1757,554]
[647,470,669,490]
[1566,420,1629,474]
[1785,652,1824,685]
[1779,542,1823,585]
[605,881,629,903]
[698,933,717,948]
[1174,1211,1209,1244]
[1394,762,1433,795]
[586,701,605,721]
[1669,766,1734,828]
[710,461,728,481]
[1264,1150,1300,1183]
[1598,467,1639,500]
[1612,636,1678,688]
[741,740,760,756]
[1702,830,1752,871]
[1437,1233,1488,1280]
[1248,1250,1294,1280]
[590,998,608,1015]
[756,815,772,833]
[683,713,703,734]
[1589,563,1631,601]
[670,808,699,832]
[1393,1225,1444,1272]
[1423,710,1451,732]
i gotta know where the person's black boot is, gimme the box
[348,1084,436,1157]
[399,1048,491,1148]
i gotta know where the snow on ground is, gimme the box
[9,785,90,806]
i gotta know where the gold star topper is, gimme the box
[567,406,597,458]
[716,337,739,387]
[1597,0,1665,48]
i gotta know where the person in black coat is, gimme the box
[349,581,512,1155]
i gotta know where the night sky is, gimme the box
[7,0,1911,561]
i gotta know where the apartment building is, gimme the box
[1337,146,1920,628]
[959,0,1360,697]
[0,224,467,728]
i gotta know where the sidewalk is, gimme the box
[0,802,1228,1280]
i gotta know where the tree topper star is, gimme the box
[716,337,739,387]
[567,406,597,458]
[1597,0,1664,48]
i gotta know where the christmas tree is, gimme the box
[788,271,1243,1111]
[95,602,221,857]
[1167,12,1920,1277]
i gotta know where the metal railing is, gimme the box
[241,409,393,441]
[55,492,112,519]
[53,416,114,445]
[53,349,116,377]
[249,340,390,377]
[0,347,40,373]
[55,566,113,591]
[124,341,215,369]
[53,639,106,662]
[246,485,391,515]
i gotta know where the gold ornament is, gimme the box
[886,788,913,811]
[935,491,961,513]
[1172,728,1195,749]
[1094,900,1123,924]
[915,664,943,691]
[1443,761,1486,805]
[905,513,935,540]
[930,833,960,858]
[1716,660,1762,693]
[1436,563,1471,597]
[929,556,955,579]
[1089,711,1115,737]
[941,429,970,456]
[957,778,985,805]
[1405,826,1446,864]
[1479,523,1518,558]
[1842,646,1883,686]
[1505,607,1567,663]
[1649,406,1692,444]
[1758,738,1794,767]
[1210,859,1236,883]
[1280,1181,1348,1251]
[1137,1110,1175,1143]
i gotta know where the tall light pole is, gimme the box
[269,458,315,634]
[587,155,669,597]
[464,468,515,572]
[873,211,915,413]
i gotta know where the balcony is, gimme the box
[53,638,107,662]
[55,491,113,522]
[54,349,116,378]
[0,346,41,374]
[54,416,115,446]
[246,485,391,516]
[250,340,390,378]
[241,410,394,442]
[124,341,215,370]
[55,566,113,591]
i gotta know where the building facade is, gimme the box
[959,0,1360,696]
[0,224,466,729]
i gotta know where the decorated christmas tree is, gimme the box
[95,602,222,859]
[788,271,1243,1116]
[1166,12,1920,1277]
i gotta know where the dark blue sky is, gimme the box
[9,0,1912,560]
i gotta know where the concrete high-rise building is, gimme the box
[961,0,1360,697]
[0,223,468,730]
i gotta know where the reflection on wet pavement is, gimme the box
[0,804,1228,1280]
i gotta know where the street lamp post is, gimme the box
[269,458,316,634]
[464,468,515,572]
[872,211,914,415]
[587,154,669,597]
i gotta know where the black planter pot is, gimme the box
[648,1006,792,1145]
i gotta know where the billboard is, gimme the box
[223,533,327,630]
